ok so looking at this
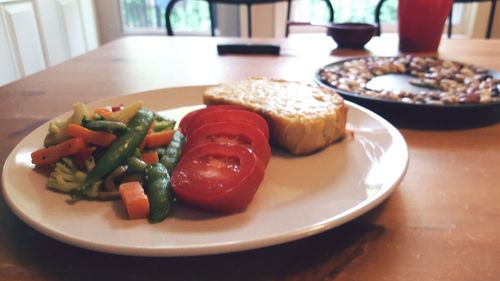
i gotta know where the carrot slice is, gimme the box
[66,123,117,147]
[31,137,87,165]
[140,151,159,165]
[73,146,96,170]
[119,181,149,220]
[144,130,175,149]
[138,122,155,150]
[94,107,112,119]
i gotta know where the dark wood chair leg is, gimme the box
[247,3,252,37]
[285,0,291,37]
[165,0,182,35]
[325,0,334,22]
[209,1,216,36]
[374,0,387,36]
[486,0,497,38]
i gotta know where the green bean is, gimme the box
[144,163,173,223]
[133,148,141,158]
[82,118,128,133]
[153,120,176,132]
[144,162,168,185]
[70,109,154,199]
[160,130,185,174]
[126,157,147,173]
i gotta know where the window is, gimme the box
[293,0,398,24]
[119,0,210,34]
[119,0,472,37]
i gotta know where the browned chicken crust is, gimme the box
[203,77,348,155]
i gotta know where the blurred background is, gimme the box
[0,0,497,87]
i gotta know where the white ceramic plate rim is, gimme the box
[2,85,408,257]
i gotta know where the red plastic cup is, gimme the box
[398,0,453,52]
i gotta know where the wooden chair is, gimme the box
[447,0,497,38]
[374,0,497,38]
[165,0,334,37]
[374,0,387,36]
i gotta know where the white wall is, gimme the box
[0,0,99,87]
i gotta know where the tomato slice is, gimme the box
[178,110,199,135]
[182,105,242,136]
[183,122,270,166]
[171,143,265,213]
[187,109,269,140]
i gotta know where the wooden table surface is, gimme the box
[0,34,499,281]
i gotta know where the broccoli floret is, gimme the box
[44,103,90,147]
[47,157,105,199]
[47,158,87,192]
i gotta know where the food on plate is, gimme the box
[172,105,270,213]
[203,77,348,155]
[31,101,181,222]
[172,143,266,213]
[31,102,270,220]
[143,163,174,223]
[184,108,269,140]
[43,103,90,147]
[182,122,271,166]
[318,55,500,105]
[119,181,150,220]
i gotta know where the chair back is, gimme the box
[165,0,334,37]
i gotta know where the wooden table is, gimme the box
[0,34,499,281]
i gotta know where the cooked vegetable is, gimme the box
[46,158,110,199]
[104,165,128,191]
[138,121,155,150]
[44,103,90,147]
[32,137,87,165]
[152,116,176,132]
[160,130,185,174]
[119,181,150,219]
[109,100,144,124]
[66,124,117,147]
[144,163,173,223]
[47,157,87,192]
[72,146,96,170]
[84,156,96,172]
[144,130,175,149]
[70,109,154,199]
[94,107,112,119]
[81,117,127,133]
[126,157,147,173]
[140,151,159,164]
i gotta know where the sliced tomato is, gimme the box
[187,109,269,140]
[178,110,199,135]
[171,143,265,213]
[182,105,242,136]
[182,122,270,166]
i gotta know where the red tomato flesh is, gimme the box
[182,122,270,166]
[171,143,265,213]
[181,105,242,136]
[186,109,269,140]
[178,109,199,135]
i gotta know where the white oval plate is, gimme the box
[2,86,408,257]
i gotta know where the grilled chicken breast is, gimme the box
[203,77,348,155]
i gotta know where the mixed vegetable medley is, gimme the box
[31,102,270,223]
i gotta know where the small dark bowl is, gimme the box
[327,23,376,49]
